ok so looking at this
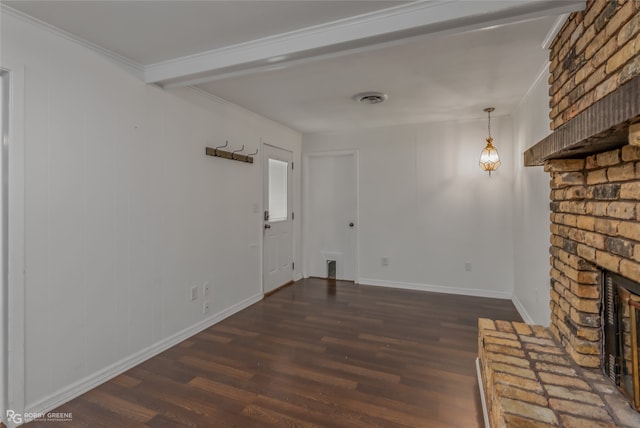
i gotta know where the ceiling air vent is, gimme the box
[353,92,388,104]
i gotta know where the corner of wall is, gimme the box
[511,293,539,325]
[511,61,552,327]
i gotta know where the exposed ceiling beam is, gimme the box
[147,0,585,88]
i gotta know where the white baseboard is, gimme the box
[358,278,512,300]
[476,357,489,428]
[24,293,263,421]
[511,294,536,325]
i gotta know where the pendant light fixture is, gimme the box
[479,107,501,176]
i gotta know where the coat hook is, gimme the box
[244,148,258,163]
[214,140,229,156]
[231,145,245,160]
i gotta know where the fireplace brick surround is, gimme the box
[546,145,640,368]
[478,1,640,426]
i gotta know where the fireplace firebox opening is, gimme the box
[603,270,640,410]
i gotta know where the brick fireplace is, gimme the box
[544,145,640,369]
[478,0,640,426]
[531,0,640,370]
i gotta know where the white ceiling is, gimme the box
[5,0,405,64]
[3,1,585,133]
[197,16,558,133]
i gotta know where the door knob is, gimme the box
[264,224,271,229]
[349,222,354,228]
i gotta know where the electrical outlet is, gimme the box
[191,286,198,301]
[203,281,210,296]
[381,257,389,266]
[465,262,472,272]
[203,301,210,314]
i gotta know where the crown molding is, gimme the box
[145,0,585,87]
[517,60,550,108]
[1,3,146,80]
[542,13,571,49]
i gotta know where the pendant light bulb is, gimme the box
[479,107,501,176]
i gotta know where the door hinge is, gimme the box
[292,211,294,220]
[292,262,295,270]
[292,162,294,170]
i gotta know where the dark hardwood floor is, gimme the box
[28,279,522,427]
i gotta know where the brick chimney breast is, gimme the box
[549,1,640,130]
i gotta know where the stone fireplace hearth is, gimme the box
[478,318,640,427]
[478,0,640,426]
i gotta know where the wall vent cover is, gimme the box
[353,92,388,104]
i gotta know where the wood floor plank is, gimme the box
[80,389,157,423]
[178,355,255,381]
[251,395,358,428]
[25,278,521,427]
[242,404,325,428]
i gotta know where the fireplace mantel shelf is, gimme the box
[524,75,640,166]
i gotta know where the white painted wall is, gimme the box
[512,68,553,325]
[1,12,301,417]
[303,117,515,298]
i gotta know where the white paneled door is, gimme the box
[305,152,357,280]
[263,144,294,293]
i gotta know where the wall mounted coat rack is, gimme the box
[205,141,258,164]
